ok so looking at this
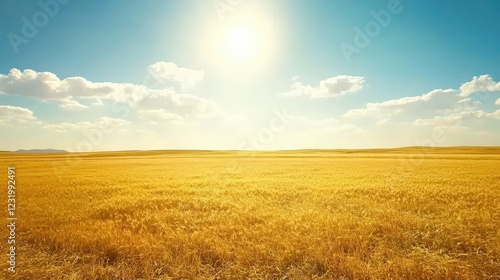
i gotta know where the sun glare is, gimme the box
[201,9,279,78]
[226,26,259,63]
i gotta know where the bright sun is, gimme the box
[201,9,279,78]
[225,26,259,63]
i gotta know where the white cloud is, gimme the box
[281,82,314,98]
[0,68,114,100]
[147,62,204,90]
[340,75,500,142]
[414,115,461,127]
[0,68,129,109]
[434,126,470,133]
[59,99,88,111]
[321,76,365,96]
[138,90,221,118]
[0,68,220,119]
[343,75,500,121]
[281,75,365,98]
[342,89,479,120]
[44,117,130,133]
[44,122,91,133]
[2,69,498,150]
[138,109,184,123]
[0,105,37,124]
[414,109,500,127]
[376,118,391,126]
[459,75,500,97]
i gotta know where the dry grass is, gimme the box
[0,147,499,279]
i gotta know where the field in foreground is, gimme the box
[1,147,499,279]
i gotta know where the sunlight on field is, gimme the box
[1,147,499,279]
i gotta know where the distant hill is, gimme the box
[15,149,68,153]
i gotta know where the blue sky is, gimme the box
[0,0,499,151]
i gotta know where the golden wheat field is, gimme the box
[0,147,499,279]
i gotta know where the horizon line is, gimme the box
[3,145,500,154]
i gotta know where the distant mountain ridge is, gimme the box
[15,149,68,153]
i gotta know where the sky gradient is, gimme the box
[1,0,499,151]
